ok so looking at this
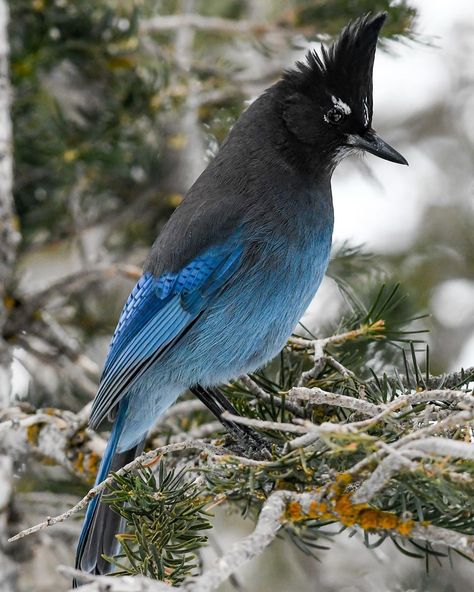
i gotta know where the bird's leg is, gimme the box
[190,384,271,457]
[190,384,252,438]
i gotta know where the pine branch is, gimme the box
[8,440,224,543]
[59,488,474,592]
[5,318,474,589]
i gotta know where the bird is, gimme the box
[74,11,407,583]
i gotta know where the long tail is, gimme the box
[74,402,145,587]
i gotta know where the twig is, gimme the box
[350,409,474,503]
[351,446,418,503]
[221,389,474,461]
[364,366,474,395]
[3,263,141,339]
[395,409,474,448]
[222,401,391,438]
[409,524,474,560]
[289,320,386,350]
[288,386,382,416]
[27,263,141,310]
[297,353,354,386]
[239,375,305,418]
[8,439,223,543]
[427,366,473,390]
[220,412,307,436]
[0,406,105,479]
[398,389,474,409]
[406,437,474,460]
[291,323,386,386]
[30,314,100,376]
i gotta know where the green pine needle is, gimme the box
[101,465,212,585]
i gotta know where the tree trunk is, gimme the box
[0,1,20,589]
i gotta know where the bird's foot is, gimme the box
[190,384,272,460]
[224,426,272,460]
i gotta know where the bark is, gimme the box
[0,2,20,589]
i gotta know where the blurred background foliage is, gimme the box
[11,0,415,250]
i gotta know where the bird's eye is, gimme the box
[325,108,344,125]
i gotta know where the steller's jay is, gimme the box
[75,12,407,581]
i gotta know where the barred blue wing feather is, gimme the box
[88,242,243,430]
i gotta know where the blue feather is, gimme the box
[76,399,129,561]
[89,241,243,429]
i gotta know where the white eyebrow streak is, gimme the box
[362,99,370,126]
[331,95,351,115]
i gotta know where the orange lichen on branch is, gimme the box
[397,519,414,536]
[334,472,352,489]
[376,512,399,530]
[26,424,40,446]
[86,451,100,477]
[308,500,332,521]
[334,493,366,526]
[286,500,304,522]
[70,446,101,483]
[284,472,415,537]
[72,451,85,475]
[358,508,380,529]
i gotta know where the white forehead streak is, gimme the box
[363,100,370,126]
[331,95,351,115]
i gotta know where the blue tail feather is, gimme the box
[74,400,145,587]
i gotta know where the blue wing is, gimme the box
[89,242,243,429]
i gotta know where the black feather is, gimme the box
[282,12,387,126]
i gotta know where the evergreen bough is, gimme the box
[96,257,474,584]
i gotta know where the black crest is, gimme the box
[283,12,387,127]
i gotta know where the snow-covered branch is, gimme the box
[8,439,224,543]
[61,485,474,592]
[0,406,105,481]
[0,2,20,587]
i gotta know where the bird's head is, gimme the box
[280,12,407,170]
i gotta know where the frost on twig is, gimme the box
[290,322,386,386]
[8,440,223,543]
[0,406,106,481]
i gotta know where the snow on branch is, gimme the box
[8,440,223,543]
[0,405,106,481]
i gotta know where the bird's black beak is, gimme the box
[347,130,408,165]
